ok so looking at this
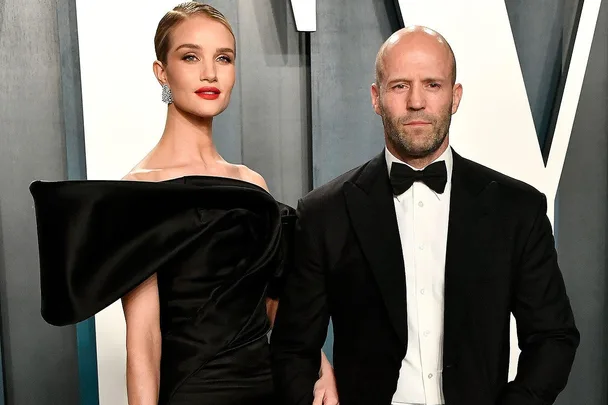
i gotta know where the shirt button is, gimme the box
[424,330,430,337]
[418,245,424,250]
[420,289,425,295]
[418,201,424,207]
[428,373,433,379]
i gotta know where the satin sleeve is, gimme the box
[29,178,279,326]
[266,202,296,300]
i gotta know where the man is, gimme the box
[270,26,579,405]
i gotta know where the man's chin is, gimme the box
[405,149,435,158]
[403,142,445,158]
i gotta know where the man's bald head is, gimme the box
[375,26,457,88]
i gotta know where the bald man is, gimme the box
[271,26,579,405]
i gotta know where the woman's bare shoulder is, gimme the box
[121,168,164,182]
[237,165,268,191]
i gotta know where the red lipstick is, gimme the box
[195,86,220,100]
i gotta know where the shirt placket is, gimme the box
[414,184,438,403]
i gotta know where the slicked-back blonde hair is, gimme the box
[154,2,235,64]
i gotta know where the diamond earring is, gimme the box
[161,84,173,104]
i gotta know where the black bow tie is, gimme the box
[389,160,447,195]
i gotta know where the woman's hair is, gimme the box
[154,2,235,64]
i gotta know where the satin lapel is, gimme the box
[443,151,495,367]
[343,152,407,344]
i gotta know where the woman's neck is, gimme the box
[155,105,223,167]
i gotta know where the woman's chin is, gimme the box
[175,104,229,120]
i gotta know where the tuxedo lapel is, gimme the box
[443,151,496,367]
[343,152,407,344]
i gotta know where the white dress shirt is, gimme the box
[386,146,453,405]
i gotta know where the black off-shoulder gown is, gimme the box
[29,176,295,405]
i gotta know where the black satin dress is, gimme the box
[29,176,295,405]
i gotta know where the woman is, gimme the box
[30,3,337,404]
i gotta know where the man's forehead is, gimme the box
[384,46,448,66]
[382,54,451,82]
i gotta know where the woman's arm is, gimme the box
[121,274,162,405]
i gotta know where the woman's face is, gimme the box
[159,15,236,118]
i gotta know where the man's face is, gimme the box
[371,32,462,159]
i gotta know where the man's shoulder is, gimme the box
[458,153,545,208]
[300,160,371,209]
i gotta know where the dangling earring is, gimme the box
[161,84,173,104]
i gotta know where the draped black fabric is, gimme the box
[29,176,295,404]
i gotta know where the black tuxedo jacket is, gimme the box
[271,150,579,405]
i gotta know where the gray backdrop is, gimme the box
[556,0,608,402]
[0,1,80,404]
[0,0,606,403]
